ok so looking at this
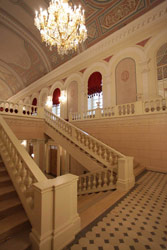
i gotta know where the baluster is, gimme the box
[94,143,97,154]
[89,140,93,151]
[25,171,33,195]
[14,153,19,175]
[26,172,34,209]
[109,152,113,165]
[131,104,135,114]
[104,149,108,162]
[87,175,91,190]
[109,170,114,186]
[78,132,81,142]
[162,98,166,110]
[97,173,102,189]
[81,135,85,145]
[16,159,22,183]
[150,101,155,112]
[85,137,89,148]
[103,171,108,187]
[92,174,96,189]
[83,177,86,191]
[98,146,102,158]
[20,165,27,193]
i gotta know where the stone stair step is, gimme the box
[78,191,111,214]
[0,228,31,250]
[0,185,16,201]
[0,209,30,242]
[0,168,8,177]
[0,196,22,220]
[0,175,12,187]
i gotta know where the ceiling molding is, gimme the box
[0,8,52,73]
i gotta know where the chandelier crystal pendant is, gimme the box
[34,0,87,55]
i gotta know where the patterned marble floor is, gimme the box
[65,171,167,250]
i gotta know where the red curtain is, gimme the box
[88,72,102,96]
[32,98,37,106]
[52,88,60,105]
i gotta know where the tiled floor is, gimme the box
[65,171,167,250]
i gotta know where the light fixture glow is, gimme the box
[46,96,52,108]
[34,0,87,55]
[59,90,67,103]
[21,140,27,147]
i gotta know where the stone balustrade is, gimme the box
[0,115,47,222]
[0,100,44,118]
[69,97,167,121]
[78,168,116,195]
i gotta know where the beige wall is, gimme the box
[4,116,45,140]
[72,114,167,173]
[69,156,88,176]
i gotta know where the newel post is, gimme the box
[52,174,80,250]
[117,157,135,191]
[30,181,53,250]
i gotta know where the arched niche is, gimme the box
[115,58,137,105]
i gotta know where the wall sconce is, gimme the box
[45,96,52,109]
[59,90,67,104]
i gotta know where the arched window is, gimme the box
[157,43,167,98]
[32,98,37,106]
[32,98,37,113]
[88,72,103,110]
[52,88,61,116]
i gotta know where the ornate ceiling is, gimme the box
[0,0,164,100]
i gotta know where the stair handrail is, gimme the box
[0,115,47,223]
[44,109,126,170]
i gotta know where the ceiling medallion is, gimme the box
[34,0,87,55]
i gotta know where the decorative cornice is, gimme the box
[8,1,167,102]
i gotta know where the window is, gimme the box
[88,72,103,110]
[52,104,60,117]
[88,92,103,110]
[157,43,167,98]
[52,88,61,117]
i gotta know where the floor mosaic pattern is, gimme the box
[66,171,167,250]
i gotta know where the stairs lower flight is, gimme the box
[0,156,31,250]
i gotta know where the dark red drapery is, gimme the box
[52,88,60,105]
[88,72,102,96]
[32,98,37,106]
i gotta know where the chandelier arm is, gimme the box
[34,0,87,55]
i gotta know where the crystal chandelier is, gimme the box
[34,0,87,55]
